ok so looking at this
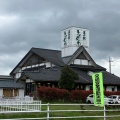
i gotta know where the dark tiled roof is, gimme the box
[21,68,61,82]
[74,69,92,84]
[96,65,106,71]
[10,46,106,77]
[62,56,72,64]
[75,69,120,85]
[10,48,65,75]
[20,66,92,84]
[0,75,13,79]
[102,71,120,85]
[70,64,106,71]
[31,48,65,66]
[19,66,120,85]
[0,76,24,88]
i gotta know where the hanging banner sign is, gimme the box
[92,72,104,107]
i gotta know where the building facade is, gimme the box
[9,27,120,96]
[0,75,24,97]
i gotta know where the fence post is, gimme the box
[104,105,106,120]
[21,102,22,111]
[47,103,50,120]
[40,101,41,111]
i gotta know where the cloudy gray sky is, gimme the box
[0,0,120,76]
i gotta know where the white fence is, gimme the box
[1,96,33,103]
[0,97,41,113]
[43,103,120,120]
[0,103,120,120]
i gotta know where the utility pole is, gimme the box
[108,57,113,73]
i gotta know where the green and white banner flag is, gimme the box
[92,72,104,107]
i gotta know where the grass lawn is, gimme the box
[0,101,120,120]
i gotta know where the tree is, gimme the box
[59,65,79,91]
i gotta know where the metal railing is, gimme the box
[0,103,120,120]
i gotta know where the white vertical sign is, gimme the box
[61,27,89,57]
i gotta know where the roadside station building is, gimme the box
[3,27,120,96]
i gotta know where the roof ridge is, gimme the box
[32,47,61,52]
[25,69,59,73]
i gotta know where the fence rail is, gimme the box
[0,103,120,120]
[44,103,120,120]
[1,96,34,103]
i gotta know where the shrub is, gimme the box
[104,91,120,96]
[69,90,81,102]
[70,90,93,102]
[37,86,70,102]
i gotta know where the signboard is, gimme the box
[62,27,89,47]
[61,27,89,57]
[92,72,104,107]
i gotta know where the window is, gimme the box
[113,96,116,99]
[26,83,36,95]
[117,86,120,91]
[112,87,115,91]
[89,94,93,97]
[108,96,112,98]
[89,85,93,90]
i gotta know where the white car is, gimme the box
[86,94,114,104]
[108,95,120,104]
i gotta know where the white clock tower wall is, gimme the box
[61,27,89,57]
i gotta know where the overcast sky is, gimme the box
[0,0,120,76]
